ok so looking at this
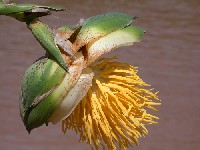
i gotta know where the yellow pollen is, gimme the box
[62,57,160,150]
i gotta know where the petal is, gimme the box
[56,25,79,41]
[48,67,94,124]
[85,25,144,67]
[54,19,85,56]
[71,13,135,53]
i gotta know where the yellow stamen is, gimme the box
[62,57,160,150]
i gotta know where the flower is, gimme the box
[62,57,160,149]
[19,12,160,149]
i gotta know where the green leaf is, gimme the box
[71,13,136,53]
[86,25,145,66]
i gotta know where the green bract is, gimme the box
[27,19,69,71]
[20,57,66,132]
[20,53,85,132]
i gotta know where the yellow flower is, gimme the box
[63,57,160,149]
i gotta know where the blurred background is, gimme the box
[0,0,199,149]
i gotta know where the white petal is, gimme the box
[48,67,94,124]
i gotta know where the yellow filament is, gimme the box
[62,57,160,150]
